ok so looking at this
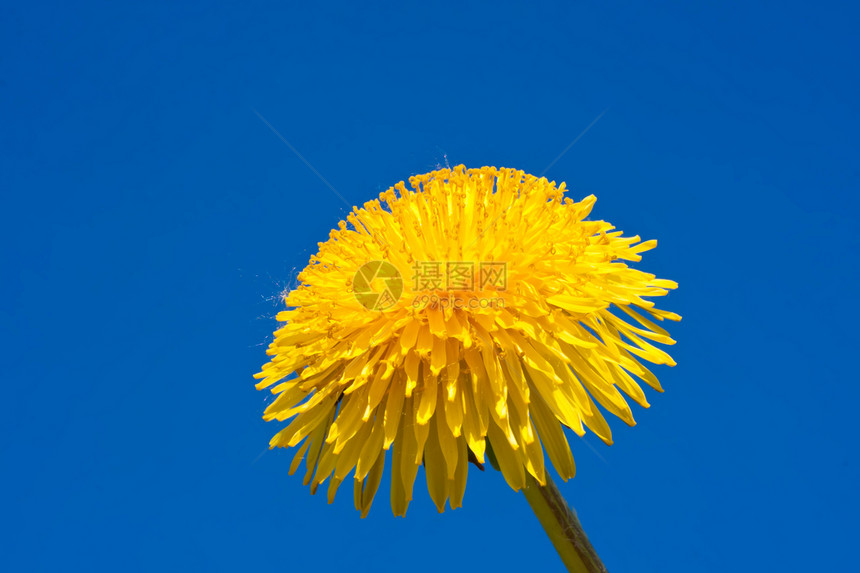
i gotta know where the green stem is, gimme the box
[521,473,608,573]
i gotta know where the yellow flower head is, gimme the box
[256,166,679,516]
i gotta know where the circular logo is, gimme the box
[353,260,403,311]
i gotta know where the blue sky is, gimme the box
[2,1,858,571]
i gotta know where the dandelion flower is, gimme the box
[256,166,679,517]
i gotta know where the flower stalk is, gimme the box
[522,474,608,573]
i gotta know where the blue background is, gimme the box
[2,2,858,571]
